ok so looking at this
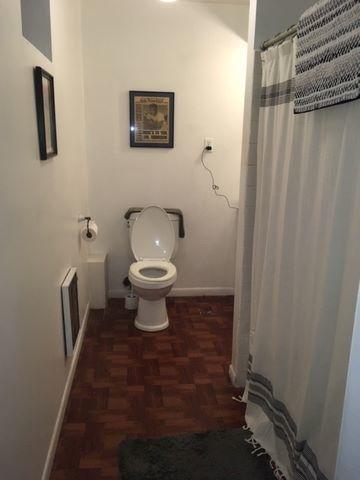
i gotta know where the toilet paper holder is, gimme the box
[78,215,93,239]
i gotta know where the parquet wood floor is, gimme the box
[50,296,244,479]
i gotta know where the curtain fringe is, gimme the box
[243,425,288,480]
[232,393,287,478]
[232,394,246,404]
[232,393,288,479]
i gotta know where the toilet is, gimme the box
[128,205,177,331]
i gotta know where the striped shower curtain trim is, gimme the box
[261,79,295,107]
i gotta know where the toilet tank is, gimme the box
[126,211,180,259]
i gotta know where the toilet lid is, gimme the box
[131,205,175,261]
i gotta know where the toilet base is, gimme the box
[134,297,169,332]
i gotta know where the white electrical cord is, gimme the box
[201,148,239,210]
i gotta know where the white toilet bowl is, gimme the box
[128,206,177,332]
[129,260,177,331]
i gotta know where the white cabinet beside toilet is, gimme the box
[87,253,108,309]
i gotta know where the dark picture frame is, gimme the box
[34,66,58,160]
[129,91,174,148]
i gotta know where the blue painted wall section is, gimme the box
[21,0,52,61]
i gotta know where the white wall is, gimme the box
[231,0,319,386]
[81,0,249,297]
[0,1,89,478]
[230,0,261,386]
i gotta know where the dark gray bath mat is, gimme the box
[118,428,275,480]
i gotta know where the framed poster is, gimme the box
[129,91,174,148]
[33,66,58,160]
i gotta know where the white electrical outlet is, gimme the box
[205,137,215,151]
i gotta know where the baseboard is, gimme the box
[41,302,90,480]
[170,287,234,297]
[108,287,234,298]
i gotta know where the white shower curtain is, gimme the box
[245,38,360,480]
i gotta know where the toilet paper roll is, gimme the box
[81,220,98,242]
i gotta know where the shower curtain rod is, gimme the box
[261,24,297,50]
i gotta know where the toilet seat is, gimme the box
[129,260,177,289]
